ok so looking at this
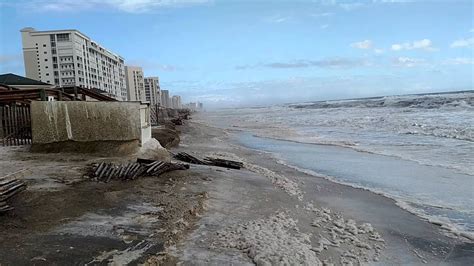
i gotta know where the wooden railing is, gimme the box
[0,104,32,146]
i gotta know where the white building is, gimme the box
[160,90,170,108]
[124,66,145,102]
[144,77,161,105]
[171,95,182,109]
[20,27,127,100]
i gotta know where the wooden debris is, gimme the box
[89,160,189,183]
[203,157,244,170]
[0,171,27,213]
[174,152,244,170]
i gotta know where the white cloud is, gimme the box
[450,37,474,48]
[320,24,329,30]
[17,0,211,13]
[442,57,473,65]
[351,40,373,49]
[311,12,333,18]
[263,14,292,24]
[391,39,437,51]
[393,57,426,67]
[374,48,384,54]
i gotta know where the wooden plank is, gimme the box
[0,106,4,146]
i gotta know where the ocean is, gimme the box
[202,91,474,239]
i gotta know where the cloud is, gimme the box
[12,0,211,13]
[127,59,182,72]
[450,37,474,48]
[392,57,426,67]
[351,40,373,49]
[236,58,371,70]
[311,12,333,18]
[263,14,292,24]
[391,39,437,51]
[374,48,384,54]
[320,24,329,30]
[442,57,473,65]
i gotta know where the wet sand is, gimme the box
[175,119,473,265]
[0,116,472,265]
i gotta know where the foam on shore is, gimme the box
[206,151,304,201]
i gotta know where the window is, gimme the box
[45,66,48,69]
[52,49,56,54]
[53,64,58,68]
[44,51,47,54]
[44,59,48,62]
[43,44,46,47]
[56,33,70,42]
[46,73,49,76]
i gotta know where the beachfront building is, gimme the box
[161,90,170,108]
[20,27,127,100]
[124,66,145,102]
[144,77,161,105]
[171,95,182,109]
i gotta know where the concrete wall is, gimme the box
[31,101,151,148]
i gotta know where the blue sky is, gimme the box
[0,0,473,108]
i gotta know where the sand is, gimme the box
[174,117,473,265]
[1,114,472,265]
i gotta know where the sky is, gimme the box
[0,0,473,108]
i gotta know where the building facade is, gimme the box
[144,77,161,105]
[160,90,170,108]
[171,95,182,109]
[20,27,127,100]
[124,66,145,102]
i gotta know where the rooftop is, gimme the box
[0,73,50,86]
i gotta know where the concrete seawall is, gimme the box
[30,101,151,154]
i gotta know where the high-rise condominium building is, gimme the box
[20,27,127,100]
[144,77,161,105]
[171,95,182,109]
[124,66,145,102]
[160,90,170,108]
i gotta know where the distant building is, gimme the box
[20,27,126,100]
[171,95,182,109]
[144,77,160,105]
[124,66,145,102]
[160,90,170,108]
[184,102,203,111]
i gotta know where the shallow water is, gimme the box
[236,132,474,237]
[201,91,474,238]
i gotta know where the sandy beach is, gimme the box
[0,114,472,265]
[172,116,473,265]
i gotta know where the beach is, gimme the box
[174,117,473,265]
[0,109,472,265]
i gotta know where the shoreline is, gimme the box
[175,119,474,264]
[194,114,474,241]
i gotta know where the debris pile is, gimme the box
[170,117,183,126]
[174,152,244,170]
[89,159,189,182]
[0,173,27,213]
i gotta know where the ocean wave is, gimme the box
[290,91,474,110]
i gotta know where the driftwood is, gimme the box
[0,171,27,213]
[174,152,243,170]
[89,159,189,183]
